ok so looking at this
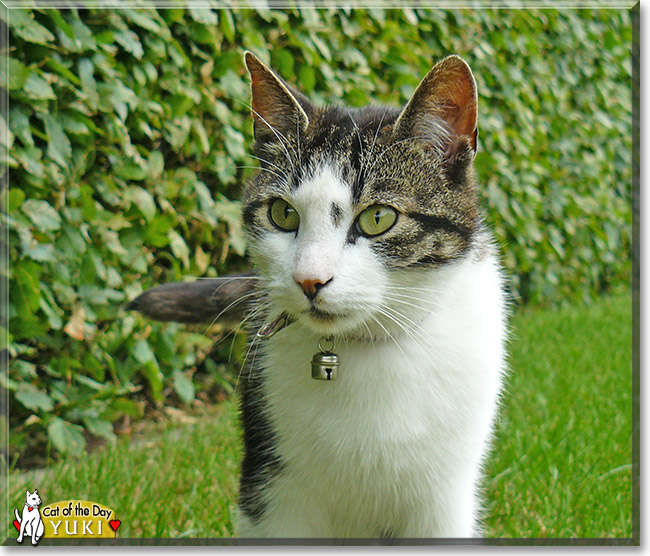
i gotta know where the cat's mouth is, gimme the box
[307,306,345,322]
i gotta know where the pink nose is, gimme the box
[294,276,333,300]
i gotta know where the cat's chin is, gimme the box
[294,307,364,337]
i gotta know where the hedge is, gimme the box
[4,7,633,462]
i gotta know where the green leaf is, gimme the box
[173,371,195,403]
[142,360,163,403]
[43,114,72,167]
[128,186,156,221]
[79,58,99,110]
[8,188,25,212]
[22,71,56,100]
[15,383,53,412]
[22,199,62,232]
[220,9,235,42]
[0,113,11,149]
[5,58,30,90]
[117,164,147,181]
[114,29,144,59]
[133,339,155,365]
[48,417,86,456]
[9,107,33,147]
[189,8,217,25]
[9,10,55,45]
[83,417,116,442]
[168,229,190,268]
[299,65,316,93]
[149,150,164,178]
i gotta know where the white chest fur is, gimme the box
[239,254,507,538]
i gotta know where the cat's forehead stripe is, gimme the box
[331,203,343,226]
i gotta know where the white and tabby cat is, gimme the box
[130,51,508,539]
[235,52,508,538]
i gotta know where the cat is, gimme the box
[15,489,45,544]
[236,52,507,538]
[130,51,508,539]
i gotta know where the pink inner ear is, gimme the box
[246,53,308,137]
[397,56,478,154]
[436,82,477,151]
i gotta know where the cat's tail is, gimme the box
[14,508,21,523]
[126,274,257,325]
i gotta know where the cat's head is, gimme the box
[26,489,41,507]
[242,53,481,337]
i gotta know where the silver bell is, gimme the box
[311,352,339,381]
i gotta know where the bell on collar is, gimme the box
[311,337,339,381]
[311,351,339,380]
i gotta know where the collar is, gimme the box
[256,311,427,344]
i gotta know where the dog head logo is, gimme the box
[14,489,44,545]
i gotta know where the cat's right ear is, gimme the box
[26,490,30,497]
[244,52,311,142]
[394,55,478,157]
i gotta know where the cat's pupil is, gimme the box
[284,205,290,219]
[374,210,381,225]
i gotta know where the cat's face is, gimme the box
[242,53,480,337]
[26,490,41,507]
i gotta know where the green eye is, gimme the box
[357,205,398,237]
[269,199,300,232]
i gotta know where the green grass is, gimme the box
[483,292,633,539]
[8,403,242,538]
[9,293,633,540]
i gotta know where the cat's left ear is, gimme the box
[244,52,312,142]
[394,55,478,156]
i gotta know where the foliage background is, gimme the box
[4,7,632,462]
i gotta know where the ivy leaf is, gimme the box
[22,199,62,232]
[5,58,30,90]
[128,186,156,221]
[43,114,72,167]
[168,229,190,268]
[83,417,116,443]
[220,9,235,42]
[15,383,54,412]
[173,371,195,404]
[48,418,86,456]
[114,29,144,59]
[189,8,217,25]
[22,72,56,100]
[79,58,99,110]
[9,107,33,147]
[9,10,55,45]
[133,339,156,365]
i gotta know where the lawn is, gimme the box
[7,292,634,541]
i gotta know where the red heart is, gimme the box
[109,520,121,532]
[13,519,20,532]
[27,507,33,512]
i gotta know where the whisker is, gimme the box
[385,284,445,295]
[224,94,299,172]
[235,165,290,186]
[346,108,366,176]
[201,291,259,337]
[383,290,442,304]
[368,313,420,376]
[382,294,442,315]
[364,106,390,179]
[247,153,289,176]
